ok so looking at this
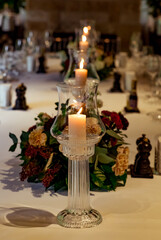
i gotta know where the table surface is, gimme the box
[0,72,161,240]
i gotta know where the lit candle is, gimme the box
[68,107,86,144]
[83,26,89,35]
[75,58,87,86]
[79,35,89,51]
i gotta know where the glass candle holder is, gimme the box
[80,19,96,48]
[50,83,105,228]
[64,49,100,86]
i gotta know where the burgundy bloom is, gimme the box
[38,147,52,159]
[28,125,36,132]
[20,161,42,181]
[42,163,62,188]
[25,145,52,160]
[44,118,55,131]
[119,113,129,130]
[110,112,123,129]
[110,137,117,147]
[25,145,38,158]
[101,110,111,117]
[102,117,111,127]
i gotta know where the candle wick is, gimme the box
[77,107,83,114]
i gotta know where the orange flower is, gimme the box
[112,146,129,176]
[29,127,47,148]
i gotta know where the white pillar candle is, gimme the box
[69,112,86,141]
[0,83,12,107]
[68,108,86,155]
[79,35,89,52]
[75,58,87,86]
[26,55,35,72]
[125,71,135,91]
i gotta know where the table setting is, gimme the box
[1,18,161,240]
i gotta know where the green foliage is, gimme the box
[9,133,18,152]
[8,109,129,192]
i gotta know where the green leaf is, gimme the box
[9,132,18,144]
[97,152,115,164]
[106,129,123,140]
[9,133,18,152]
[94,146,115,164]
[93,167,106,182]
[49,136,58,145]
[116,172,127,186]
[55,102,59,110]
[20,131,29,142]
[90,173,105,188]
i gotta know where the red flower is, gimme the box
[119,113,129,130]
[25,145,52,159]
[44,118,55,131]
[38,147,52,159]
[42,163,62,188]
[102,117,111,127]
[110,137,117,146]
[28,125,36,132]
[25,145,38,158]
[101,110,111,117]
[110,112,123,130]
[20,161,42,181]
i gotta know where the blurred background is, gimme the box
[0,0,161,54]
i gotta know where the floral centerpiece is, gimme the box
[9,106,129,192]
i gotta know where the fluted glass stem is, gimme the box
[68,158,90,212]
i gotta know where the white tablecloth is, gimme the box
[0,72,161,240]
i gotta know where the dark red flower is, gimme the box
[101,110,112,117]
[42,163,62,188]
[110,112,123,129]
[102,117,111,127]
[28,125,36,132]
[25,145,38,158]
[20,161,42,181]
[110,137,117,146]
[119,113,129,130]
[38,147,52,159]
[25,145,52,160]
[44,118,55,131]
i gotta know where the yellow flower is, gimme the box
[29,127,47,147]
[86,117,102,135]
[112,146,129,176]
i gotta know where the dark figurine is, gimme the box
[131,134,153,178]
[36,46,46,73]
[109,72,123,92]
[13,83,28,110]
[124,79,140,113]
[37,54,46,73]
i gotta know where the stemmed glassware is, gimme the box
[50,82,105,228]
[144,54,161,120]
[1,44,14,81]
[145,54,160,100]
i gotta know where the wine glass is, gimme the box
[145,54,160,100]
[44,31,53,52]
[1,44,14,81]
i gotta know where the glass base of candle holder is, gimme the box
[57,208,102,228]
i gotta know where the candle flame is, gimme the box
[79,58,84,69]
[83,27,88,34]
[87,25,91,30]
[77,107,83,114]
[82,35,87,42]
